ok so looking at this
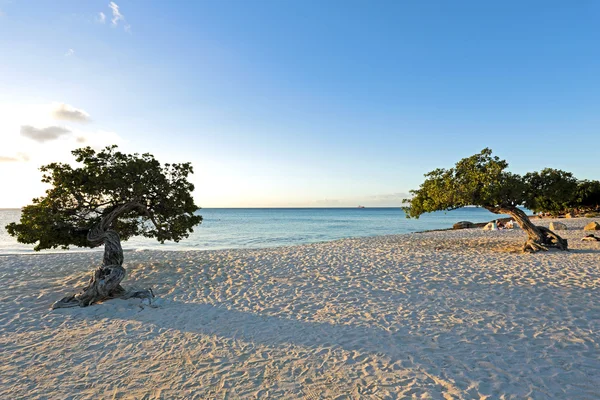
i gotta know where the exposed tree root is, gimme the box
[523,226,569,253]
[51,265,154,309]
[582,234,600,242]
[484,206,568,253]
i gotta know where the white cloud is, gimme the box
[51,102,91,122]
[98,3,129,32]
[65,48,75,57]
[109,2,124,26]
[20,125,71,143]
[1,102,125,159]
[0,102,128,206]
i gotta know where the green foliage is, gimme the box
[574,180,600,211]
[6,145,202,251]
[402,148,527,218]
[523,169,578,216]
[403,148,600,219]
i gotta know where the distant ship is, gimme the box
[358,205,365,208]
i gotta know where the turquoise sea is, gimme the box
[0,207,517,255]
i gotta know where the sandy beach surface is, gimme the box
[1,218,599,399]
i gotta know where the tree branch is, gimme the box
[141,207,166,237]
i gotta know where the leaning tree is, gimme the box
[402,148,568,252]
[6,145,202,308]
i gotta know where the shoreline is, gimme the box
[3,214,591,257]
[0,207,547,256]
[3,215,596,258]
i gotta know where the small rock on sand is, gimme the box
[453,221,473,230]
[549,222,567,231]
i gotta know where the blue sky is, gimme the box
[0,1,599,207]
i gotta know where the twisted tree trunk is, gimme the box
[486,206,568,252]
[52,203,154,309]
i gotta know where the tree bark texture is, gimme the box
[52,203,154,309]
[486,206,568,252]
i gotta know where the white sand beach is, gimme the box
[1,217,599,399]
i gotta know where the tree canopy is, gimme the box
[402,148,571,252]
[402,148,527,217]
[574,180,600,211]
[403,148,599,218]
[7,145,202,251]
[523,168,579,216]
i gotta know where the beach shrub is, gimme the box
[403,148,568,252]
[6,145,202,308]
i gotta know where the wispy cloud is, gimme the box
[65,48,75,57]
[20,125,71,143]
[51,103,91,122]
[75,130,124,148]
[310,192,411,207]
[315,199,341,206]
[0,153,29,163]
[109,2,124,26]
[98,3,129,32]
[368,192,410,202]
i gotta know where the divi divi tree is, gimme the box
[7,145,202,308]
[403,148,568,252]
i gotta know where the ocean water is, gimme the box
[0,207,516,255]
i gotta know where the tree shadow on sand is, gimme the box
[132,285,598,357]
[42,279,600,398]
[128,299,421,360]
[571,248,600,254]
